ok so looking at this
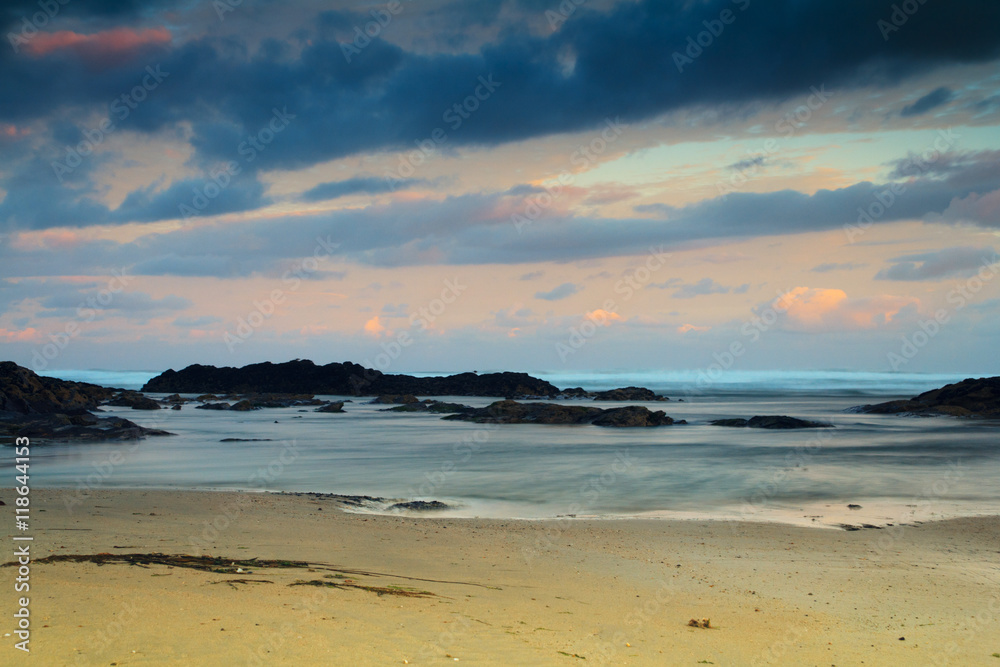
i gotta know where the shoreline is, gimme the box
[4,488,999,665]
[30,482,1000,531]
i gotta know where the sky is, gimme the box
[1,0,999,376]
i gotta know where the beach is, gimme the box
[4,488,998,665]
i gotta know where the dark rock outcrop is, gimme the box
[106,392,162,410]
[591,406,674,427]
[315,402,345,413]
[1,361,115,414]
[850,377,1000,419]
[370,394,419,404]
[389,500,450,511]
[0,362,171,442]
[442,400,677,427]
[383,400,469,414]
[592,386,669,401]
[229,399,259,411]
[142,360,561,398]
[710,415,833,429]
[196,402,232,411]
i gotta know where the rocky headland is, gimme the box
[850,376,1000,419]
[141,360,671,401]
[0,362,172,442]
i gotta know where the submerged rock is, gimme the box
[107,391,162,410]
[370,394,419,404]
[315,401,345,413]
[389,500,450,511]
[591,406,674,427]
[383,400,469,414]
[196,402,232,411]
[710,415,833,429]
[442,400,677,427]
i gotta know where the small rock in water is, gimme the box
[847,504,862,510]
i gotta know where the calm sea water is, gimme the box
[17,370,1000,526]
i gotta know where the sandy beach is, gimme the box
[2,489,998,665]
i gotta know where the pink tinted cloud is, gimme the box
[774,287,920,332]
[363,316,388,337]
[1,328,40,343]
[24,27,171,66]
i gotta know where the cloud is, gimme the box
[875,246,998,281]
[649,278,683,290]
[585,309,622,325]
[23,28,172,67]
[727,156,768,172]
[2,0,999,226]
[300,176,423,202]
[0,327,39,342]
[519,271,544,280]
[42,290,191,314]
[173,315,222,327]
[900,87,954,117]
[939,189,1000,227]
[672,278,729,299]
[811,262,868,273]
[363,316,387,337]
[770,287,919,332]
[535,282,580,301]
[677,323,709,334]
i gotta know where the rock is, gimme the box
[710,415,833,429]
[0,362,171,441]
[389,500,450,511]
[850,376,1000,419]
[370,394,419,404]
[709,418,749,427]
[220,438,274,442]
[229,399,259,411]
[164,394,186,403]
[383,401,469,414]
[106,391,162,410]
[593,386,668,401]
[171,404,182,411]
[442,400,677,427]
[591,406,674,427]
[196,394,220,401]
[142,360,561,398]
[1,362,116,415]
[315,402,345,413]
[8,414,172,441]
[848,504,862,509]
[443,400,603,425]
[196,402,232,411]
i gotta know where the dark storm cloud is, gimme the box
[3,0,1000,232]
[899,87,954,117]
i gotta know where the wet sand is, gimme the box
[2,488,998,665]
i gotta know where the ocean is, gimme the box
[20,369,1000,528]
